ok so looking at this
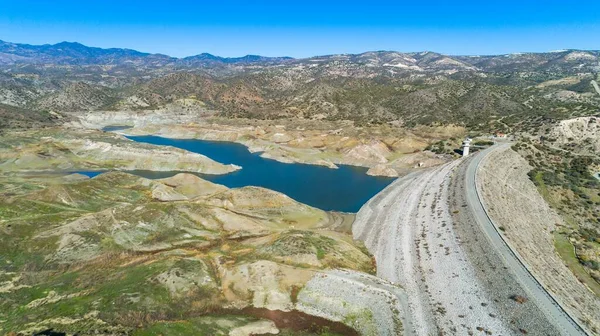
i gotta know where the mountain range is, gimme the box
[1,39,599,132]
[0,40,295,66]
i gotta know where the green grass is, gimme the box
[133,315,256,336]
[0,260,173,329]
[532,171,552,200]
[530,169,600,294]
[553,232,600,296]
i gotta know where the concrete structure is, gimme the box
[462,138,472,157]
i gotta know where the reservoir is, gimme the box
[117,135,396,212]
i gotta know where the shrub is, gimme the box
[510,294,528,304]
[473,140,494,146]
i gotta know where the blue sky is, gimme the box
[0,0,599,58]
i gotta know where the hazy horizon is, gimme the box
[2,37,599,60]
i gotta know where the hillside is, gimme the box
[0,103,60,130]
[513,117,600,297]
[0,39,599,133]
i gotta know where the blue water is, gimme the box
[115,135,395,212]
[75,171,105,178]
[102,125,133,132]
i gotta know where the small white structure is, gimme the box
[462,138,472,157]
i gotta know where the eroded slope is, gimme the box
[0,171,403,335]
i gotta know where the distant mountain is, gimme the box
[0,40,174,66]
[0,39,293,67]
[1,39,598,74]
[0,38,599,132]
[181,53,294,66]
[455,50,600,72]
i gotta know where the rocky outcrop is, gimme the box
[220,260,315,311]
[297,269,406,336]
[151,183,188,201]
[344,140,391,165]
[548,116,600,153]
[62,138,240,174]
[158,173,227,198]
[229,320,279,336]
[72,112,459,176]
[366,164,398,177]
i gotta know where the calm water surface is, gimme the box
[102,125,133,132]
[90,132,396,212]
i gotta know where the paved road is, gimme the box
[466,145,589,336]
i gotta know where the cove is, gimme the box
[122,135,396,213]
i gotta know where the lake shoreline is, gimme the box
[77,113,455,178]
[114,132,396,213]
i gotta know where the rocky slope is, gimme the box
[0,171,404,335]
[352,158,561,335]
[72,111,458,176]
[510,116,600,324]
[35,82,116,112]
[546,116,600,153]
[0,103,62,130]
[1,39,599,133]
[0,128,239,174]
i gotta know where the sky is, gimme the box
[0,0,599,58]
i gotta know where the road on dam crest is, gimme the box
[467,144,588,336]
[352,144,588,335]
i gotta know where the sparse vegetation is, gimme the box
[515,122,600,288]
[0,170,371,334]
[473,140,494,146]
[1,44,599,133]
[510,295,528,304]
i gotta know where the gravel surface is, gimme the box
[297,269,406,336]
[353,160,513,335]
[451,153,562,335]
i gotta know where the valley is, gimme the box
[0,39,599,336]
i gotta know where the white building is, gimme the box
[462,138,472,157]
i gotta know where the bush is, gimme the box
[582,260,600,271]
[510,295,528,304]
[579,227,599,243]
[473,140,494,146]
[541,171,561,186]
